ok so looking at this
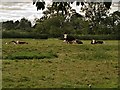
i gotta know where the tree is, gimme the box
[35,15,65,36]
[79,1,112,34]
[110,11,120,34]
[16,18,32,31]
[33,0,112,14]
[33,0,73,15]
[2,20,15,30]
[33,0,113,35]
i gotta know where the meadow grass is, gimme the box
[2,38,119,88]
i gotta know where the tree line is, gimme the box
[2,1,120,39]
[2,18,32,31]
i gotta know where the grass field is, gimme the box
[2,38,119,88]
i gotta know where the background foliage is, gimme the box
[2,1,120,40]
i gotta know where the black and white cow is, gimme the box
[91,39,104,44]
[11,40,28,44]
[66,35,76,44]
[63,33,83,44]
[76,39,83,44]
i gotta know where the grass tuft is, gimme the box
[4,51,58,60]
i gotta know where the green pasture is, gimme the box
[2,39,119,88]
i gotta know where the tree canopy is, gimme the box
[33,0,112,12]
[33,0,113,23]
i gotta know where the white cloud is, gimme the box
[0,0,119,26]
[1,0,32,2]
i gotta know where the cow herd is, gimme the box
[63,38,104,44]
[4,34,104,45]
[63,33,104,44]
[5,39,104,45]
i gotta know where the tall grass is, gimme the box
[4,51,58,60]
[2,39,118,88]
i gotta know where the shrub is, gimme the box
[31,33,48,39]
[2,31,48,39]
[59,34,119,40]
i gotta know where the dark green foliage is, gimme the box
[2,14,119,39]
[33,0,45,10]
[16,18,32,31]
[2,18,32,31]
[2,31,48,39]
[49,2,71,15]
[33,0,112,11]
[2,31,22,38]
[2,31,31,38]
[36,2,45,10]
[32,33,48,39]
[104,1,112,9]
[4,51,58,60]
[35,15,65,35]
[2,21,15,30]
[59,34,119,40]
[78,35,119,40]
[33,0,113,36]
[2,6,119,39]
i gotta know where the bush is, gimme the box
[59,34,119,40]
[2,30,119,40]
[31,33,48,39]
[75,35,119,40]
[2,31,48,39]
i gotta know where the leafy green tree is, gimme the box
[35,15,65,36]
[70,11,89,35]
[35,23,46,34]
[2,20,15,30]
[16,18,32,31]
[51,2,71,15]
[33,0,112,16]
[80,1,112,34]
[14,20,20,28]
[33,0,112,35]
[110,11,120,34]
[33,0,72,15]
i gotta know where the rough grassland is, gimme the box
[2,39,118,88]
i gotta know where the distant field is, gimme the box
[2,39,119,88]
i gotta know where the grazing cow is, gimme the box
[91,39,104,44]
[11,40,28,44]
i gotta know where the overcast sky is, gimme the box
[0,0,120,2]
[0,0,119,26]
